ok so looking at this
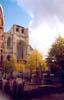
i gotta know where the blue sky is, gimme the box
[0,0,31,31]
[1,0,64,57]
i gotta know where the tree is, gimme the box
[41,60,48,71]
[3,59,15,77]
[15,61,26,73]
[27,49,48,72]
[27,49,48,83]
[11,56,26,73]
[47,36,64,73]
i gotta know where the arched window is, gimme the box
[7,55,11,61]
[7,37,11,47]
[17,41,24,60]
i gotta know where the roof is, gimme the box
[13,24,26,29]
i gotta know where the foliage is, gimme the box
[41,60,48,71]
[15,61,26,72]
[11,56,26,73]
[3,59,15,74]
[47,36,64,73]
[27,49,48,72]
[4,57,26,74]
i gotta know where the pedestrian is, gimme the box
[17,83,24,99]
[12,78,17,99]
[4,79,10,95]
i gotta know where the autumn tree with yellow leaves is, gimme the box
[3,56,26,77]
[11,56,26,73]
[27,49,48,72]
[15,60,26,73]
[3,59,15,77]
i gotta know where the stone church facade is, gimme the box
[0,5,33,63]
[4,25,30,61]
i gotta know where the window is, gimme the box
[7,37,11,47]
[7,55,11,61]
[17,41,24,60]
[22,28,24,33]
[0,29,2,33]
[16,27,19,32]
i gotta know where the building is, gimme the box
[4,25,29,61]
[0,5,4,67]
[0,5,33,63]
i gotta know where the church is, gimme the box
[0,4,33,63]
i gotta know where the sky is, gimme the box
[1,0,64,57]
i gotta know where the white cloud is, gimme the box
[15,0,64,57]
[29,18,64,57]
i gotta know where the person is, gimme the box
[12,78,17,99]
[16,77,24,99]
[4,79,10,95]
